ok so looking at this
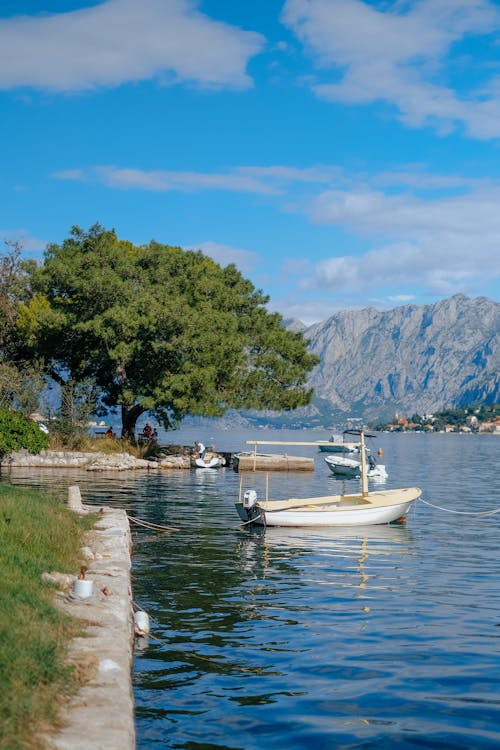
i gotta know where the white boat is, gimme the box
[317,437,359,453]
[194,452,224,469]
[236,486,420,527]
[235,430,421,528]
[324,454,388,480]
[317,432,372,454]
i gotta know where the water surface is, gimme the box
[3,430,500,748]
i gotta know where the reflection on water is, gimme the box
[2,432,500,749]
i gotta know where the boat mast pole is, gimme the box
[360,430,368,498]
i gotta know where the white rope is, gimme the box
[127,514,178,532]
[419,498,500,516]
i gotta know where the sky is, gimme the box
[1,0,500,325]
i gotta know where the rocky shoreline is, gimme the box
[1,448,190,471]
[43,487,136,750]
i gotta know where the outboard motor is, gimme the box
[243,489,258,509]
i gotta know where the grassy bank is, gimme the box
[0,483,96,750]
[48,432,152,458]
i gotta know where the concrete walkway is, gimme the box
[45,487,136,750]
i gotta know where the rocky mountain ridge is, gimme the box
[301,294,500,422]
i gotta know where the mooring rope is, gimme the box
[419,498,500,516]
[239,516,258,526]
[127,514,178,532]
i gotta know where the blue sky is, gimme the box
[1,0,500,324]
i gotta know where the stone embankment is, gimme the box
[44,486,136,750]
[1,449,190,471]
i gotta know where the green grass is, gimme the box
[48,432,152,457]
[0,484,97,750]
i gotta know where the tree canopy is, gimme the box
[23,224,319,438]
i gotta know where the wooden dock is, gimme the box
[233,439,362,472]
[233,452,314,472]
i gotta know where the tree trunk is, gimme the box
[121,403,145,441]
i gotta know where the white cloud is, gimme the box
[189,241,260,274]
[310,185,500,236]
[0,229,47,255]
[51,159,500,307]
[267,294,368,325]
[52,162,347,195]
[302,183,500,298]
[53,165,281,195]
[239,165,341,184]
[0,0,264,92]
[281,0,500,138]
[53,169,86,182]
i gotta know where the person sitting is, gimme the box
[193,440,206,459]
[105,426,115,438]
[143,423,153,439]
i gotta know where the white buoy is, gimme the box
[72,578,94,598]
[134,610,150,636]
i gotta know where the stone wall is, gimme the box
[43,488,136,750]
[1,449,191,471]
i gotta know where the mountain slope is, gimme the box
[302,294,500,420]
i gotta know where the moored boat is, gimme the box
[236,486,421,527]
[317,444,359,453]
[235,430,420,528]
[194,452,224,469]
[324,454,388,479]
[317,436,372,454]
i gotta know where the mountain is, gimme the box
[182,294,499,431]
[301,294,500,422]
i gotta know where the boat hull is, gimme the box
[324,456,388,479]
[195,456,223,469]
[318,444,357,453]
[236,488,421,528]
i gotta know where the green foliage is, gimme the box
[31,224,319,437]
[0,241,24,352]
[0,484,96,749]
[0,243,48,420]
[0,361,46,417]
[46,377,102,447]
[0,362,22,407]
[0,408,49,455]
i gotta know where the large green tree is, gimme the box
[25,224,319,439]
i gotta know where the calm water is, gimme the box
[2,430,500,748]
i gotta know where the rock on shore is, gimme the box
[1,449,190,471]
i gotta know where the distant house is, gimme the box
[479,421,500,433]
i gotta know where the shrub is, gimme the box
[0,408,49,455]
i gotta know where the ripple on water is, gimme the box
[3,432,500,748]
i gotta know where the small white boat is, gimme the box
[194,452,224,469]
[324,454,388,480]
[236,487,420,527]
[235,430,420,528]
[317,432,372,454]
[317,437,359,453]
